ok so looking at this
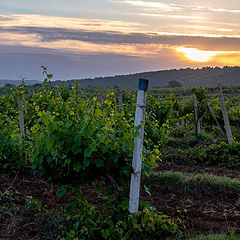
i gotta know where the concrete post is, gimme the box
[129,78,149,214]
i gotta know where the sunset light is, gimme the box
[1,1,240,238]
[177,47,223,62]
[0,0,240,79]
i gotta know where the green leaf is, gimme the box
[112,155,118,163]
[72,144,81,155]
[144,185,151,196]
[48,121,57,131]
[80,127,93,138]
[73,162,82,172]
[64,158,71,166]
[47,74,53,79]
[43,78,48,84]
[65,121,72,128]
[92,180,102,194]
[57,185,66,197]
[101,229,110,239]
[83,158,90,168]
[84,148,92,158]
[95,158,104,167]
[119,201,128,211]
[67,230,75,238]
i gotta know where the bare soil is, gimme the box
[0,162,240,239]
[143,161,240,236]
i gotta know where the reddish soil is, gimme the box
[142,182,240,236]
[143,161,240,236]
[0,162,240,239]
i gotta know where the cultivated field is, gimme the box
[0,81,240,239]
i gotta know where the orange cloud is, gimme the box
[176,46,240,66]
[177,47,223,62]
[1,13,240,68]
[212,52,240,65]
[0,14,145,33]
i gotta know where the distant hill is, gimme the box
[54,66,240,89]
[0,80,42,87]
[2,66,240,89]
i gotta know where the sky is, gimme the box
[0,0,240,80]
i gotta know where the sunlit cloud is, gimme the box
[0,11,240,79]
[138,13,202,19]
[113,1,240,37]
[212,52,240,65]
[177,47,223,62]
[209,7,240,14]
[0,14,145,33]
[13,39,166,57]
[176,47,240,66]
[1,23,240,52]
[1,1,240,80]
[217,28,233,32]
[0,32,39,46]
[115,0,182,11]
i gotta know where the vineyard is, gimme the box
[0,74,240,239]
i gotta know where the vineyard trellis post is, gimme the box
[18,92,25,136]
[97,94,108,118]
[193,93,201,135]
[117,88,124,111]
[218,85,233,145]
[129,78,149,214]
[207,102,225,136]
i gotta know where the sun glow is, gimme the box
[177,47,223,62]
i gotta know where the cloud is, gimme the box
[0,14,145,33]
[115,0,182,11]
[208,7,240,14]
[0,44,168,80]
[114,0,240,31]
[0,12,240,80]
[0,16,14,22]
[211,51,240,65]
[1,25,240,52]
[116,0,240,14]
[138,13,202,19]
[2,42,236,81]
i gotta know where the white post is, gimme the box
[129,79,149,214]
[218,85,233,145]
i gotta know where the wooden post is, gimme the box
[207,102,225,136]
[74,80,79,104]
[117,88,124,111]
[97,94,108,118]
[218,85,233,145]
[97,94,106,107]
[193,93,201,135]
[18,92,25,136]
[129,78,149,214]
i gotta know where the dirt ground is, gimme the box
[143,161,240,236]
[0,162,240,239]
[157,161,240,179]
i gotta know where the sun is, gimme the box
[177,47,223,62]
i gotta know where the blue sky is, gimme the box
[0,0,240,80]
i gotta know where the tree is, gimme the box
[4,83,16,88]
[167,80,182,88]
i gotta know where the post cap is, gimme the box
[138,78,149,90]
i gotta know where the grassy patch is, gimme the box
[150,171,240,193]
[189,233,240,240]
